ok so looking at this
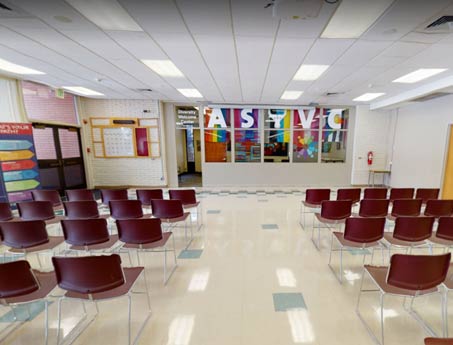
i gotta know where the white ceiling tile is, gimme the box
[381,41,430,57]
[107,31,167,60]
[231,0,279,37]
[335,40,393,67]
[303,39,356,65]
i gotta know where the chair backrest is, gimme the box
[31,189,62,206]
[151,199,184,219]
[358,199,390,217]
[100,189,128,205]
[389,188,415,201]
[66,189,95,202]
[393,216,434,242]
[0,202,13,221]
[136,189,164,206]
[0,220,49,248]
[344,217,386,243]
[416,188,440,203]
[305,189,330,205]
[363,188,387,199]
[52,254,125,294]
[61,218,110,246]
[17,201,55,220]
[116,218,163,244]
[336,188,361,204]
[424,337,453,345]
[435,217,453,241]
[0,260,39,298]
[391,198,423,217]
[109,200,144,220]
[424,200,453,218]
[169,189,197,205]
[64,201,101,219]
[320,200,352,220]
[387,253,450,291]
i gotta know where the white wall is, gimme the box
[390,95,453,188]
[175,129,187,174]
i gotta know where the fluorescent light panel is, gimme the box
[293,65,329,81]
[65,0,142,31]
[178,88,203,98]
[63,86,104,96]
[321,0,394,38]
[281,90,303,100]
[392,68,447,83]
[0,58,44,75]
[141,60,184,78]
[353,93,385,101]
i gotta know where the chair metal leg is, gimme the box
[44,300,49,345]
[57,297,63,345]
[380,294,385,345]
[127,294,132,345]
[445,289,449,337]
[327,233,343,284]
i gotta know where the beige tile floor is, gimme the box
[1,191,448,345]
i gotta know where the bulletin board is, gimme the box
[90,117,161,158]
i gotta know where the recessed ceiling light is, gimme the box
[321,0,394,38]
[353,93,385,102]
[392,68,447,83]
[178,88,203,98]
[62,86,104,96]
[293,65,329,81]
[0,58,45,75]
[281,90,303,100]
[141,60,184,78]
[65,0,142,31]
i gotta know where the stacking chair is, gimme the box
[116,218,177,284]
[357,253,450,345]
[136,189,163,209]
[425,339,453,345]
[0,220,64,266]
[169,189,203,230]
[299,188,330,229]
[363,188,388,199]
[0,202,14,221]
[63,201,109,220]
[357,199,390,218]
[100,189,128,207]
[424,200,453,218]
[312,200,352,250]
[66,189,95,202]
[17,201,64,225]
[61,218,119,254]
[109,200,152,220]
[416,188,440,204]
[336,188,361,205]
[31,189,64,211]
[52,254,151,345]
[389,187,415,201]
[328,217,386,283]
[151,199,193,249]
[387,198,423,221]
[0,260,57,344]
[429,217,453,250]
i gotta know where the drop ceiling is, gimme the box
[0,0,452,105]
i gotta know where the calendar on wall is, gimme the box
[90,117,161,158]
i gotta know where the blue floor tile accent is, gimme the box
[273,293,307,312]
[276,195,287,198]
[207,209,221,214]
[0,301,49,322]
[178,249,203,259]
[258,199,269,202]
[347,248,371,255]
[261,224,279,230]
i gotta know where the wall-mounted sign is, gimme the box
[176,107,200,128]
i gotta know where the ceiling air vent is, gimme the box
[419,15,453,33]
[412,92,451,102]
[325,92,343,96]
[136,88,153,92]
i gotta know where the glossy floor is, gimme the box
[2,190,446,345]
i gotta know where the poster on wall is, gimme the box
[0,123,41,203]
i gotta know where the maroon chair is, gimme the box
[17,201,63,225]
[363,188,388,199]
[52,254,151,344]
[66,189,95,202]
[429,217,453,249]
[357,253,450,345]
[100,189,128,206]
[109,200,151,220]
[61,218,118,252]
[116,218,177,284]
[312,200,352,250]
[0,202,14,221]
[0,260,57,344]
[329,217,386,283]
[358,199,390,218]
[389,188,415,201]
[416,188,440,204]
[31,190,63,210]
[300,188,331,229]
[63,201,109,220]
[336,188,361,204]
[0,220,64,266]
[388,198,423,221]
[425,339,453,345]
[151,199,192,249]
[424,200,453,218]
[169,189,202,229]
[136,189,163,207]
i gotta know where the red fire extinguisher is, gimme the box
[367,151,374,166]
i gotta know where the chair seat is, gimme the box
[303,201,321,208]
[70,235,119,251]
[9,236,65,253]
[65,267,144,300]
[161,212,190,223]
[383,232,427,247]
[183,202,200,209]
[365,265,438,296]
[429,233,453,246]
[123,232,172,250]
[65,214,110,220]
[4,270,57,304]
[315,213,347,224]
[333,232,380,248]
